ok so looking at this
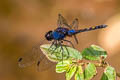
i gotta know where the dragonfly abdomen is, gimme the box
[74,24,107,34]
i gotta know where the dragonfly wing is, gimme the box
[18,44,44,68]
[70,18,79,44]
[70,18,79,30]
[57,13,70,28]
[37,56,56,71]
[18,39,55,71]
[73,35,78,44]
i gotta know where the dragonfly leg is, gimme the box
[48,40,56,51]
[59,41,64,63]
[58,41,65,55]
[51,41,59,55]
[73,35,78,44]
[63,39,75,48]
[51,46,58,55]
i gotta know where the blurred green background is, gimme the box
[0,0,120,80]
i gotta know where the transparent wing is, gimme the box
[70,18,79,30]
[57,13,70,28]
[18,39,55,71]
[18,47,39,68]
[37,56,56,71]
[70,18,79,44]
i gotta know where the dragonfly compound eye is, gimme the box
[45,31,53,41]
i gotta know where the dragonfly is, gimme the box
[18,14,107,71]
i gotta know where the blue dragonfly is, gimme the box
[18,14,107,71]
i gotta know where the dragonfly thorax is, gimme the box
[45,27,70,41]
[53,27,69,40]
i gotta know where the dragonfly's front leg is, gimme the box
[58,40,70,59]
[50,40,59,55]
[48,40,56,51]
[58,41,64,62]
[63,39,75,48]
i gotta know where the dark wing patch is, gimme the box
[37,56,56,71]
[18,45,43,68]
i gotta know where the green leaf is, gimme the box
[101,66,116,80]
[40,44,82,62]
[82,45,107,60]
[66,65,77,80]
[101,73,108,80]
[75,66,84,80]
[84,63,97,80]
[56,60,72,73]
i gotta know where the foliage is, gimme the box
[40,44,116,80]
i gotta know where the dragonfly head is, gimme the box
[45,31,53,41]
